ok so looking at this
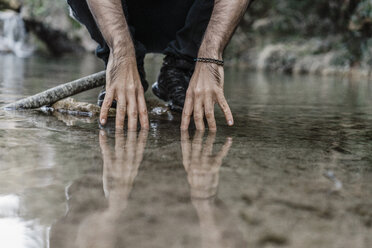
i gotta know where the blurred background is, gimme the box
[1,0,372,77]
[2,2,372,248]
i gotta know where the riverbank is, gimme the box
[226,37,372,79]
[2,0,372,80]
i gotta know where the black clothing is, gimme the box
[67,0,214,65]
[152,55,195,112]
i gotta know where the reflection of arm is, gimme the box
[198,0,250,59]
[86,0,135,59]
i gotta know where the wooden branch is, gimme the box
[3,71,106,110]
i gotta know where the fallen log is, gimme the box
[3,71,106,110]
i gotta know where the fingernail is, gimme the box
[101,119,106,125]
[228,120,233,126]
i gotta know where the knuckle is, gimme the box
[216,88,224,94]
[138,87,145,95]
[126,85,136,93]
[137,90,144,97]
[183,110,192,116]
[196,126,205,131]
[205,111,213,118]
[139,108,148,115]
[117,105,126,112]
[206,88,214,94]
[194,114,203,121]
[129,110,138,118]
[186,90,192,98]
[194,89,204,97]
[103,100,112,109]
[208,122,217,130]
[219,100,227,109]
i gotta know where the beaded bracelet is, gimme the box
[194,57,224,66]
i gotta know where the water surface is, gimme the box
[1,53,372,248]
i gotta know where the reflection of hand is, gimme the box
[181,130,232,199]
[75,130,148,248]
[182,131,237,248]
[99,130,148,203]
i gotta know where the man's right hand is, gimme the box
[100,56,149,130]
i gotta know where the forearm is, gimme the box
[86,0,135,58]
[198,0,250,59]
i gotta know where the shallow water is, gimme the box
[1,53,372,248]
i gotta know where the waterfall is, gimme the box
[0,11,34,58]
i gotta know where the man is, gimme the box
[67,0,252,130]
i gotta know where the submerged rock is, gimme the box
[49,97,171,119]
[51,98,114,117]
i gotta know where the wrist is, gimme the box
[110,42,136,60]
[110,51,136,65]
[198,44,223,60]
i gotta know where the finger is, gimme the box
[99,130,112,197]
[99,130,112,160]
[191,130,204,165]
[135,129,149,165]
[215,137,233,165]
[127,93,138,131]
[114,129,125,162]
[204,97,216,131]
[217,93,234,126]
[181,130,191,171]
[137,89,149,130]
[181,91,194,130]
[193,98,205,131]
[203,131,216,157]
[115,97,126,130]
[125,131,137,165]
[100,89,114,126]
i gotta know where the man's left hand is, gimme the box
[181,63,234,131]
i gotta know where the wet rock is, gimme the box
[265,198,335,219]
[257,233,288,246]
[257,44,297,73]
[49,98,171,120]
[241,194,254,205]
[51,98,114,117]
[349,203,372,228]
[239,211,262,226]
[24,18,84,56]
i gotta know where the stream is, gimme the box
[1,53,372,248]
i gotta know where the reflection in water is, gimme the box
[182,131,245,248]
[75,130,148,248]
[49,131,245,248]
[50,130,148,248]
[0,53,25,91]
[181,131,232,199]
[53,111,97,126]
[1,53,372,247]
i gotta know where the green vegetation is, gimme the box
[2,0,372,73]
[229,0,372,69]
